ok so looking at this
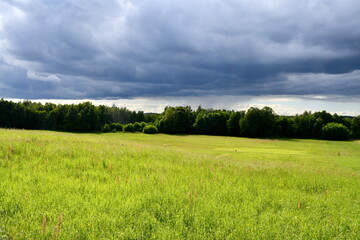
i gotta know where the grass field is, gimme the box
[0,129,359,239]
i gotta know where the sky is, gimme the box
[0,0,360,115]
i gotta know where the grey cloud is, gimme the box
[0,0,360,99]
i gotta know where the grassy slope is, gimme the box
[0,129,359,239]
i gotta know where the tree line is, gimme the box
[154,106,360,140]
[0,99,157,132]
[1,99,359,140]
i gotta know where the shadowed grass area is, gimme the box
[0,129,359,239]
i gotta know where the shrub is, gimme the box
[109,123,123,132]
[140,122,147,129]
[123,123,135,132]
[102,124,111,133]
[143,125,158,134]
[321,123,350,140]
[133,122,143,132]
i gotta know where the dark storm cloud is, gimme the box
[0,0,360,99]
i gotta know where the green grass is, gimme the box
[0,129,359,239]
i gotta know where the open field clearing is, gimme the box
[0,129,359,239]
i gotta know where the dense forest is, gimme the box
[1,99,359,140]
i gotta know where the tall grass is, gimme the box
[0,129,359,239]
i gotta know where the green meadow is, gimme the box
[0,129,359,239]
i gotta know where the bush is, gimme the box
[133,122,143,132]
[321,123,350,140]
[102,124,111,133]
[123,123,135,132]
[143,125,158,134]
[140,122,147,130]
[109,123,123,132]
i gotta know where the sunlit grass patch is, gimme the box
[214,147,307,155]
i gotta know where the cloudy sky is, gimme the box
[1,0,360,114]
